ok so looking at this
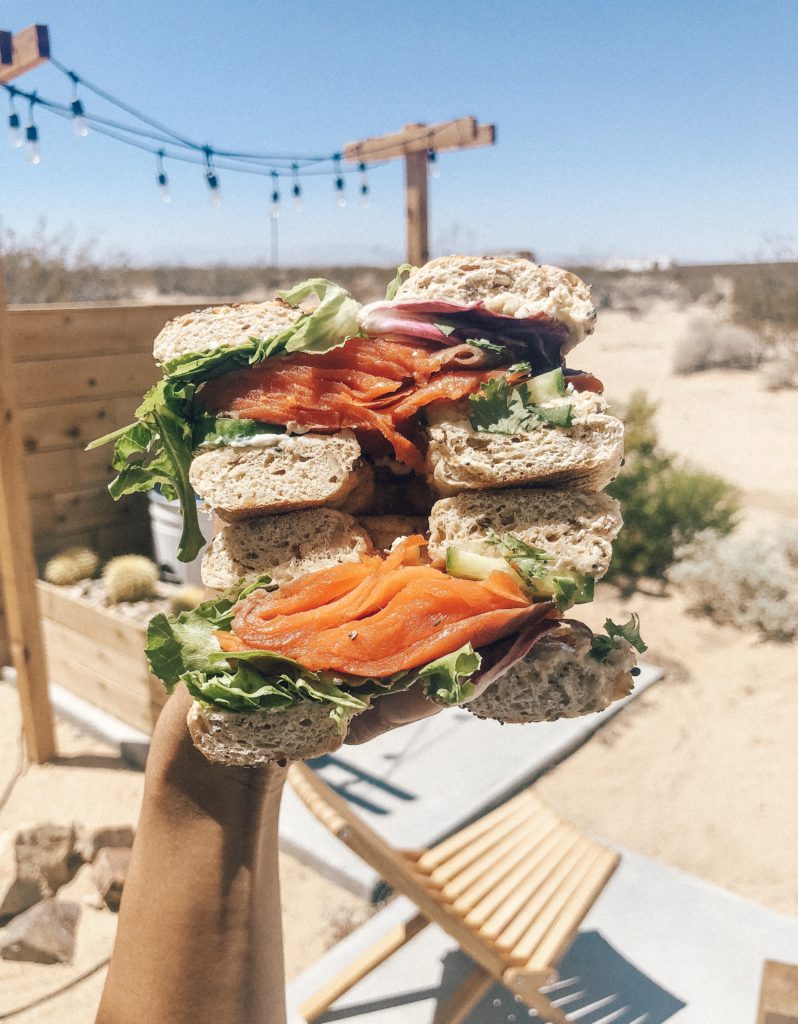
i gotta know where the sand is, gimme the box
[1,293,796,1020]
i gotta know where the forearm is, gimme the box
[97,688,287,1024]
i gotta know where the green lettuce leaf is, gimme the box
[385,263,414,300]
[146,575,275,689]
[418,643,482,705]
[589,614,648,661]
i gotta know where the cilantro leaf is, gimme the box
[466,338,504,354]
[468,373,576,436]
[589,615,648,661]
[486,530,553,585]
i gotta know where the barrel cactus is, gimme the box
[43,547,100,586]
[103,555,159,603]
[168,585,206,614]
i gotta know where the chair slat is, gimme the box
[511,845,606,962]
[416,789,538,873]
[453,817,562,917]
[423,793,540,882]
[478,829,582,940]
[495,840,596,954]
[525,848,620,970]
[443,810,557,905]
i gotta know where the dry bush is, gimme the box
[670,526,798,642]
[673,315,760,374]
[605,391,739,589]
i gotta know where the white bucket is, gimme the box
[148,491,213,586]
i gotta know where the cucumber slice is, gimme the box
[526,368,565,404]
[445,547,521,584]
[527,570,595,609]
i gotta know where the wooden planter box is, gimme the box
[36,581,168,734]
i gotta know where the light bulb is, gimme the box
[73,116,89,138]
[270,192,280,219]
[159,182,172,204]
[25,124,40,164]
[292,184,302,212]
[428,149,441,178]
[8,113,22,148]
[209,190,222,208]
[337,195,346,209]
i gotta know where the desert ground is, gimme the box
[0,290,796,1021]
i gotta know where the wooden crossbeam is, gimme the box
[0,25,50,84]
[343,116,496,265]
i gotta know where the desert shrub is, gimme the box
[670,526,798,641]
[673,315,760,374]
[732,262,798,337]
[605,391,739,588]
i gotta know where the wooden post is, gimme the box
[0,265,57,762]
[344,117,495,265]
[405,148,429,266]
[0,23,56,762]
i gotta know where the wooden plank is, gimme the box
[43,631,162,735]
[0,25,49,84]
[758,960,798,1024]
[33,516,152,563]
[405,148,429,266]
[42,618,151,688]
[24,444,116,498]
[0,265,56,762]
[7,303,199,362]
[36,581,150,660]
[30,488,135,536]
[14,352,157,407]
[344,117,494,162]
[19,396,138,454]
[300,913,429,1023]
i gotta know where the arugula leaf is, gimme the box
[466,338,504,354]
[89,380,206,561]
[468,374,576,436]
[192,416,284,448]
[418,643,482,705]
[385,263,414,300]
[589,614,648,661]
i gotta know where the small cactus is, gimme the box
[168,585,206,615]
[43,547,100,586]
[103,555,159,603]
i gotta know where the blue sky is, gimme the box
[1,0,796,267]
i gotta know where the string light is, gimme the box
[334,153,346,208]
[358,161,369,208]
[270,170,280,219]
[204,147,221,207]
[25,94,41,164]
[7,91,22,148]
[68,71,89,137]
[291,162,303,212]
[156,149,171,203]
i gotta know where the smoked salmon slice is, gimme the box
[216,536,555,679]
[199,338,494,471]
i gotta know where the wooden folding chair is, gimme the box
[288,762,620,1024]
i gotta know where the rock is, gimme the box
[0,824,77,919]
[75,825,135,864]
[0,898,81,964]
[0,833,44,919]
[91,847,131,911]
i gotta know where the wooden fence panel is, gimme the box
[0,301,199,664]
